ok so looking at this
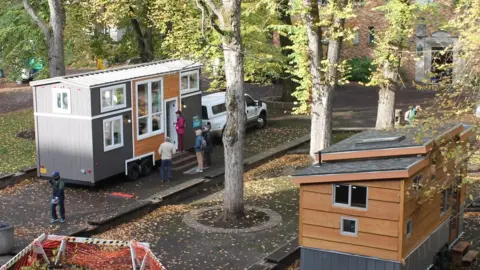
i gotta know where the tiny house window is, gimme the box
[440,187,452,215]
[368,27,375,44]
[52,88,71,114]
[333,184,367,209]
[180,70,200,94]
[353,31,359,45]
[103,116,123,151]
[340,217,358,237]
[101,84,126,113]
[406,219,412,238]
[137,79,164,139]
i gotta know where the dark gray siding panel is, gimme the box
[91,111,133,182]
[90,82,132,117]
[301,248,401,270]
[36,117,94,183]
[402,220,450,270]
[35,82,91,116]
[180,93,202,150]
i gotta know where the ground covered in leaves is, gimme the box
[0,109,35,173]
[196,208,270,229]
[96,176,299,270]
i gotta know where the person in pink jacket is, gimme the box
[175,110,186,152]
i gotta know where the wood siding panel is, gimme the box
[302,224,399,251]
[302,237,398,261]
[132,73,179,160]
[302,209,399,237]
[303,191,400,221]
[402,193,449,257]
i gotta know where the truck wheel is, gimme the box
[256,111,267,129]
[127,162,141,181]
[139,158,153,176]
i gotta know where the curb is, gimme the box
[247,237,300,270]
[0,166,36,190]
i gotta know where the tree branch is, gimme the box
[22,0,50,37]
[203,0,221,18]
[196,0,224,36]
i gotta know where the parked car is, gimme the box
[201,92,267,138]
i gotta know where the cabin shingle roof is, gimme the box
[294,156,426,176]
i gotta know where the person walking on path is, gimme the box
[158,137,176,183]
[404,105,422,125]
[175,111,186,152]
[195,129,206,173]
[202,122,213,168]
[49,172,65,223]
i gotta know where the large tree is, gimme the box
[369,0,418,129]
[303,0,351,157]
[22,0,66,77]
[197,0,246,220]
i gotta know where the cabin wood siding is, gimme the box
[299,180,401,261]
[300,247,401,270]
[34,82,91,116]
[132,73,180,160]
[402,166,451,258]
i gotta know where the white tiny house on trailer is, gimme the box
[30,59,203,185]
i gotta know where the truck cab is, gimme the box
[201,92,267,138]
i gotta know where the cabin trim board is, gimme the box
[398,179,406,260]
[34,107,133,120]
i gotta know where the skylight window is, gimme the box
[355,136,406,146]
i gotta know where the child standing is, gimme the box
[49,172,65,223]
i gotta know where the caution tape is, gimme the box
[0,234,47,270]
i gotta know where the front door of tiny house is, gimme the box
[165,98,178,149]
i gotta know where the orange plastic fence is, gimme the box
[9,239,166,270]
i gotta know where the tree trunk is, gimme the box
[278,0,297,102]
[23,0,66,77]
[375,62,397,129]
[375,85,396,129]
[48,0,66,77]
[220,0,245,221]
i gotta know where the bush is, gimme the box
[346,57,375,83]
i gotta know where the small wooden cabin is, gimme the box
[292,123,475,270]
[30,59,202,185]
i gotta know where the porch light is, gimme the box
[124,115,131,124]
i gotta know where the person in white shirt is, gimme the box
[158,137,176,183]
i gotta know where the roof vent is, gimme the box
[355,135,406,146]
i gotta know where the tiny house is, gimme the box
[30,59,203,185]
[292,123,475,270]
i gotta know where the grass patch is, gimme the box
[0,109,35,173]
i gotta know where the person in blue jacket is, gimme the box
[49,172,65,223]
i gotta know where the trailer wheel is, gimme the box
[139,158,153,176]
[127,162,141,181]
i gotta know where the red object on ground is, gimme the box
[109,192,134,198]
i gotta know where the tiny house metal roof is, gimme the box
[30,59,202,88]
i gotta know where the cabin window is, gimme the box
[368,27,375,44]
[101,84,126,113]
[340,217,358,237]
[440,186,452,215]
[353,31,359,45]
[103,116,123,151]
[413,175,423,191]
[52,88,71,114]
[406,219,412,238]
[333,184,367,209]
[180,70,200,94]
[137,79,164,139]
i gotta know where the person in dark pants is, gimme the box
[49,172,65,223]
[158,136,176,183]
[203,122,213,168]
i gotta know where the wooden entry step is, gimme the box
[452,241,471,265]
[462,250,479,266]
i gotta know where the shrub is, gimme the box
[346,57,375,83]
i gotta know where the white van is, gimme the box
[201,92,268,138]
